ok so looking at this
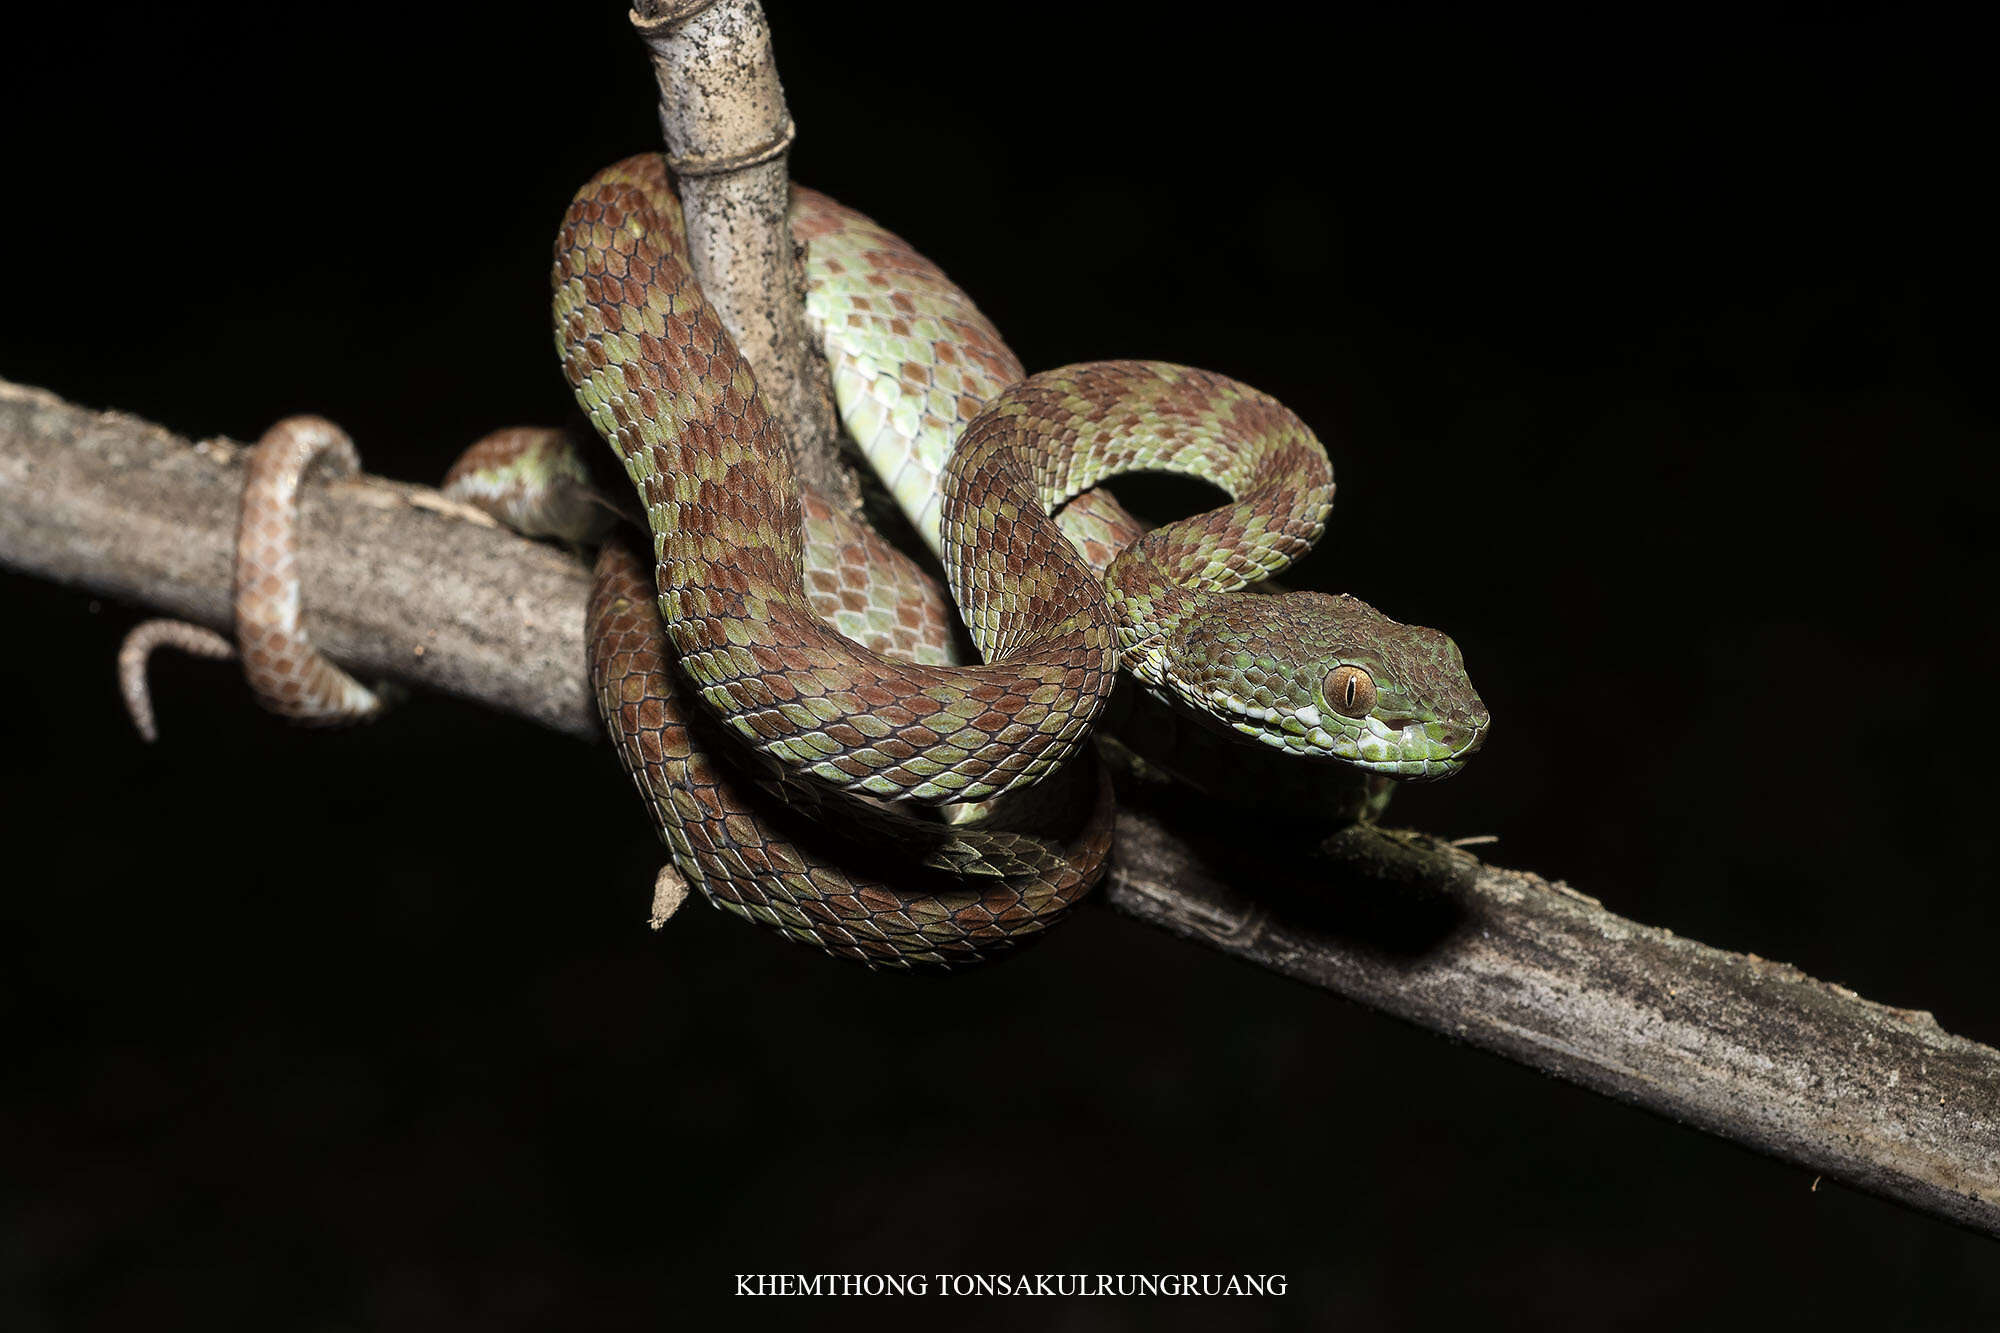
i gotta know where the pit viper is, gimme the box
[121,154,1488,968]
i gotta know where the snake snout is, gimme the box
[1432,710,1489,756]
[1388,710,1490,781]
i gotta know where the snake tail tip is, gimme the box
[116,619,237,746]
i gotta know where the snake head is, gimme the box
[1152,590,1490,779]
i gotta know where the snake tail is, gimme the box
[117,416,384,739]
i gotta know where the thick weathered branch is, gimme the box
[0,380,597,738]
[3,378,1995,1235]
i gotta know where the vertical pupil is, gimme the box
[1343,676,1356,706]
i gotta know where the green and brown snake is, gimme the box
[121,154,1488,969]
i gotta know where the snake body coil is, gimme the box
[555,156,1118,806]
[557,154,1490,964]
[120,151,1487,970]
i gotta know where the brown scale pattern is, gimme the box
[234,417,383,724]
[797,489,957,666]
[117,417,398,740]
[553,156,1118,805]
[944,361,1336,663]
[440,426,617,543]
[586,541,1112,969]
[790,182,1025,401]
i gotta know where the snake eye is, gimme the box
[1323,665,1376,718]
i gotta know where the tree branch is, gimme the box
[630,0,858,511]
[3,377,1995,1235]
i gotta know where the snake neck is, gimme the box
[1104,555,1217,691]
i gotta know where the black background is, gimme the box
[4,4,1996,1328]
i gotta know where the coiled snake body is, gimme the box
[122,154,1488,969]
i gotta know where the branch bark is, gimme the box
[3,377,1996,1235]
[629,0,858,512]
